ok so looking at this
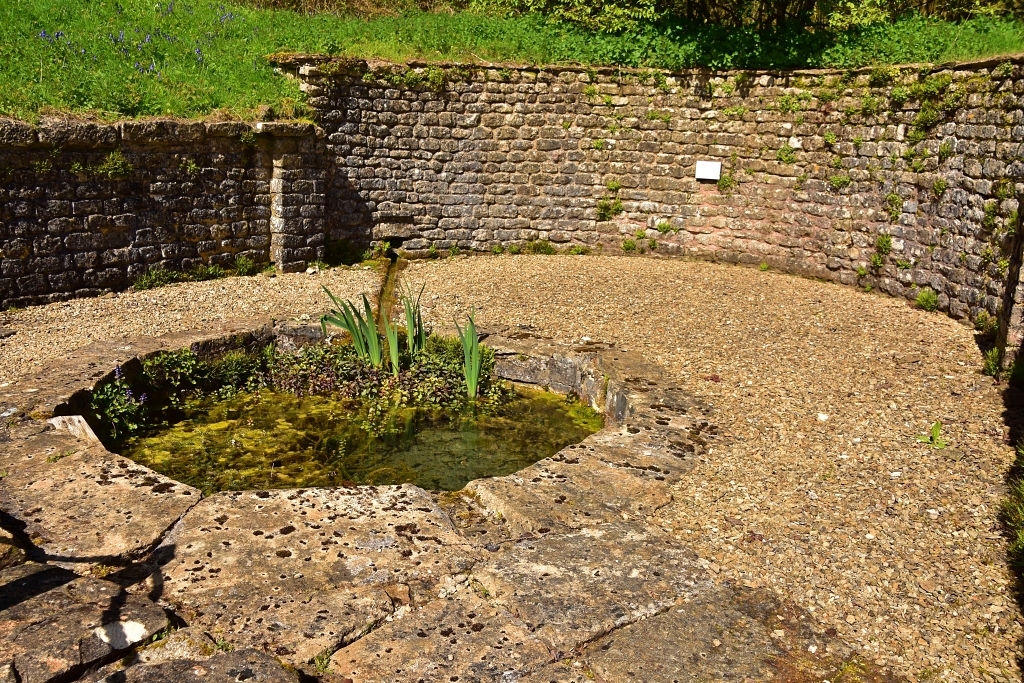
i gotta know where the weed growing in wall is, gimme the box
[916,287,939,311]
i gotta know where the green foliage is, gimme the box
[3,3,1023,122]
[491,244,505,254]
[983,201,998,231]
[996,178,1016,200]
[916,420,947,449]
[93,150,134,178]
[897,259,912,269]
[507,243,521,255]
[938,141,954,161]
[975,310,999,337]
[596,196,624,221]
[320,290,384,369]
[655,221,673,233]
[455,308,483,399]
[180,158,200,176]
[567,244,591,254]
[759,262,769,271]
[870,251,885,269]
[233,256,258,276]
[648,238,657,249]
[645,109,671,122]
[133,267,185,291]
[775,145,797,164]
[717,171,738,194]
[875,233,892,255]
[400,284,427,356]
[621,238,637,252]
[189,263,226,281]
[859,95,880,118]
[889,85,909,107]
[525,239,558,254]
[606,179,622,192]
[449,244,461,257]
[885,192,902,221]
[856,265,869,277]
[916,286,939,311]
[829,173,852,190]
[823,130,838,146]
[88,365,147,441]
[932,178,948,197]
[869,65,901,86]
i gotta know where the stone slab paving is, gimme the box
[0,563,167,683]
[87,649,299,683]
[0,440,199,569]
[148,485,477,668]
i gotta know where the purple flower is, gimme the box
[114,365,123,379]
[139,393,148,404]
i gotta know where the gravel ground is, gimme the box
[0,266,381,384]
[403,254,1022,683]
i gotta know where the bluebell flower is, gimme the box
[139,393,148,404]
[114,365,123,379]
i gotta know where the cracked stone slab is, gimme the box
[526,584,897,683]
[466,440,682,537]
[330,592,551,682]
[150,485,477,670]
[472,523,707,655]
[88,648,299,683]
[0,563,167,683]
[0,443,199,569]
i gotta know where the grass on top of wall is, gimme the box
[0,0,1022,122]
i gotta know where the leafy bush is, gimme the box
[823,130,838,146]
[916,287,939,311]
[829,174,852,190]
[932,178,948,197]
[526,239,559,254]
[621,238,637,252]
[133,267,186,290]
[983,347,1001,377]
[875,233,892,255]
[870,252,885,269]
[775,145,797,164]
[596,196,624,221]
[190,264,227,281]
[885,192,903,221]
[567,244,591,254]
[88,365,147,441]
[717,172,738,193]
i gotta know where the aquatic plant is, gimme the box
[401,284,427,355]
[382,313,400,377]
[456,308,483,399]
[321,288,383,368]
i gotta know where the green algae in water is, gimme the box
[120,386,602,493]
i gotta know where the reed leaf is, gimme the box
[401,283,427,355]
[383,314,400,376]
[455,308,482,399]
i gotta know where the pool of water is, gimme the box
[119,386,602,493]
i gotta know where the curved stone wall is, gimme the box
[0,55,1022,356]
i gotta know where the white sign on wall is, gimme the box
[695,160,722,181]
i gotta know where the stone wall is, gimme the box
[0,118,324,308]
[1,54,1023,357]
[284,54,1023,355]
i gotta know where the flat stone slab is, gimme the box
[0,563,167,683]
[472,523,707,655]
[526,584,895,683]
[467,437,689,537]
[330,592,550,682]
[150,485,476,670]
[0,442,199,568]
[88,648,298,683]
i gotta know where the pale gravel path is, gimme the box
[0,266,381,384]
[403,254,1021,683]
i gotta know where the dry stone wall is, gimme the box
[1,55,1023,358]
[286,54,1023,356]
[0,118,324,309]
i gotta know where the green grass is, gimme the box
[1,1,1022,121]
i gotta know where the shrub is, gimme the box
[717,172,738,194]
[606,179,622,192]
[93,150,134,179]
[875,233,892,255]
[885,192,902,221]
[983,347,1001,377]
[133,267,185,291]
[621,238,637,252]
[829,174,852,190]
[234,256,259,276]
[190,263,227,281]
[939,142,954,161]
[823,130,838,146]
[775,145,797,164]
[567,245,590,255]
[932,178,948,197]
[491,244,505,254]
[526,239,557,255]
[870,252,885,270]
[596,196,624,221]
[508,243,522,255]
[916,287,939,312]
